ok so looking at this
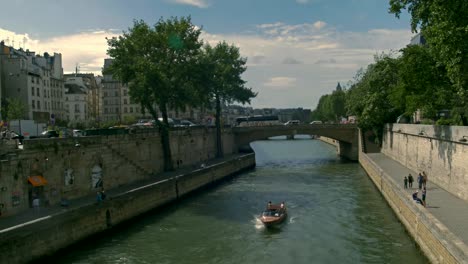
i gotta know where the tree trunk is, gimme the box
[215,95,223,158]
[158,104,174,171]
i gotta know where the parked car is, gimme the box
[72,129,83,137]
[310,120,323,124]
[175,120,197,127]
[284,120,300,125]
[40,130,60,138]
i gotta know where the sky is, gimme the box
[0,0,413,109]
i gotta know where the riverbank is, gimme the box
[0,153,255,264]
[359,138,468,263]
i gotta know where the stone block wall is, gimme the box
[381,124,468,201]
[0,128,236,217]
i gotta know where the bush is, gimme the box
[436,117,455,126]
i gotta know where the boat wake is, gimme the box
[252,215,265,230]
[288,216,297,224]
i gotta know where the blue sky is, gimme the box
[0,0,412,109]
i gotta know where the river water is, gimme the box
[53,137,426,263]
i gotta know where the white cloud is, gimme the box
[169,0,210,8]
[264,77,297,89]
[313,21,327,30]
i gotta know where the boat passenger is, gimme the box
[280,202,285,209]
[267,201,272,209]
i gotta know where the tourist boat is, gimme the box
[260,203,287,227]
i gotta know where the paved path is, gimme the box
[368,153,468,245]
[0,154,243,232]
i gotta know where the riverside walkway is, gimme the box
[367,153,468,246]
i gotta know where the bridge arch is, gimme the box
[232,124,359,161]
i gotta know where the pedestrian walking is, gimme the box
[422,187,427,207]
[422,171,428,188]
[408,173,414,188]
[96,191,103,204]
[404,176,408,189]
[101,189,106,200]
[418,173,423,189]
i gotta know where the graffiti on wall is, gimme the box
[11,191,21,207]
[91,164,103,189]
[64,168,74,186]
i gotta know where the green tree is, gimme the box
[346,53,401,141]
[389,0,468,123]
[106,17,204,171]
[199,42,256,157]
[395,44,454,120]
[3,98,28,121]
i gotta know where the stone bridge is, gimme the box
[232,124,359,160]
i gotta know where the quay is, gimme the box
[0,153,255,264]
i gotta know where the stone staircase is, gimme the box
[103,143,152,176]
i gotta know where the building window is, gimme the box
[37,88,40,97]
[124,107,128,113]
[116,107,119,113]
[124,90,128,96]
[37,101,41,110]
[130,107,133,113]
[43,89,46,98]
[31,87,34,96]
[124,99,128,105]
[114,91,118,97]
[32,100,35,109]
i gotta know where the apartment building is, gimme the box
[64,73,100,125]
[0,41,64,123]
[101,59,143,123]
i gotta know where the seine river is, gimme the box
[52,137,426,263]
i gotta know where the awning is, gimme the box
[28,175,48,187]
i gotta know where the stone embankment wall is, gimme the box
[0,127,235,216]
[359,130,467,264]
[381,124,468,201]
[317,136,340,148]
[0,153,255,264]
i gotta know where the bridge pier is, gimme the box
[337,141,358,161]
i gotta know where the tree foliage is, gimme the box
[200,42,256,157]
[106,17,204,171]
[389,0,468,118]
[2,98,28,121]
[347,54,401,138]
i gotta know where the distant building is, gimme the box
[410,33,426,46]
[336,82,342,91]
[101,59,142,123]
[0,41,64,123]
[64,82,87,123]
[64,73,100,125]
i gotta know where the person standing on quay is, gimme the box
[418,173,423,189]
[422,187,427,207]
[408,173,414,188]
[404,176,408,189]
[422,171,428,188]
